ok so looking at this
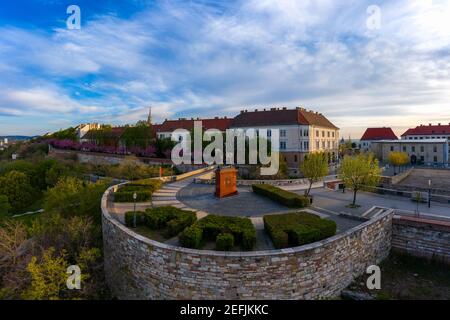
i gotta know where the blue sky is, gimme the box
[0,0,449,138]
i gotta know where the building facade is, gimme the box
[231,107,339,168]
[401,123,450,161]
[371,139,449,166]
[359,127,398,152]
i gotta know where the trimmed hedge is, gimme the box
[128,178,162,193]
[252,184,311,208]
[179,225,203,249]
[216,233,234,251]
[179,215,256,251]
[264,212,337,249]
[124,211,146,227]
[114,179,162,203]
[145,206,197,237]
[114,190,152,202]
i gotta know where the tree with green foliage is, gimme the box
[300,152,329,197]
[44,177,108,224]
[121,123,153,149]
[22,247,69,300]
[339,154,381,207]
[50,127,78,141]
[0,171,37,213]
[0,195,11,218]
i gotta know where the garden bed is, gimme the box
[114,178,162,202]
[263,212,337,249]
[252,184,311,208]
[124,206,197,240]
[179,215,257,251]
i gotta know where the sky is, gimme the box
[0,0,449,138]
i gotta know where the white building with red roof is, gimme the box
[401,123,450,141]
[359,127,398,152]
[230,107,339,169]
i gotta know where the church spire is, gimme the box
[147,106,152,125]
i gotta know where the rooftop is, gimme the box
[402,123,450,136]
[231,107,339,129]
[360,127,398,141]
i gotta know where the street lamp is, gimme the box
[133,192,138,228]
[428,179,432,208]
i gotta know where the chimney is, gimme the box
[429,123,432,126]
[215,116,219,119]
[438,123,441,126]
[270,108,276,111]
[254,109,258,112]
[282,107,287,110]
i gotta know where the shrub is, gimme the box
[179,225,203,249]
[144,206,196,237]
[127,178,162,193]
[216,233,234,251]
[180,215,256,251]
[124,211,146,227]
[114,190,152,202]
[263,212,337,249]
[252,184,310,208]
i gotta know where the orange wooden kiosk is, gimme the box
[215,166,238,198]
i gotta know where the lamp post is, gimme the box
[133,192,138,228]
[428,179,432,208]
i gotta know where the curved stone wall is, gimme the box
[102,185,393,300]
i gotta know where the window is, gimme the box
[294,155,298,162]
[322,131,325,137]
[411,146,416,152]
[327,131,330,138]
[280,130,286,137]
[402,146,406,152]
[304,130,309,136]
[304,141,309,150]
[332,132,335,138]
[433,146,437,153]
[327,141,330,148]
[420,156,424,162]
[390,146,394,151]
[420,146,424,152]
[267,129,272,137]
[280,141,286,150]
[316,130,319,137]
[322,141,325,148]
[316,141,320,149]
[434,156,438,163]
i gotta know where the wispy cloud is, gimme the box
[0,0,449,136]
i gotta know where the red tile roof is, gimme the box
[360,127,398,141]
[401,124,450,137]
[230,107,338,129]
[154,118,232,133]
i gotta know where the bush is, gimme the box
[114,190,152,202]
[127,178,162,193]
[264,212,337,249]
[179,225,202,249]
[124,211,146,227]
[180,215,256,251]
[144,206,196,237]
[216,233,234,251]
[252,184,310,208]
